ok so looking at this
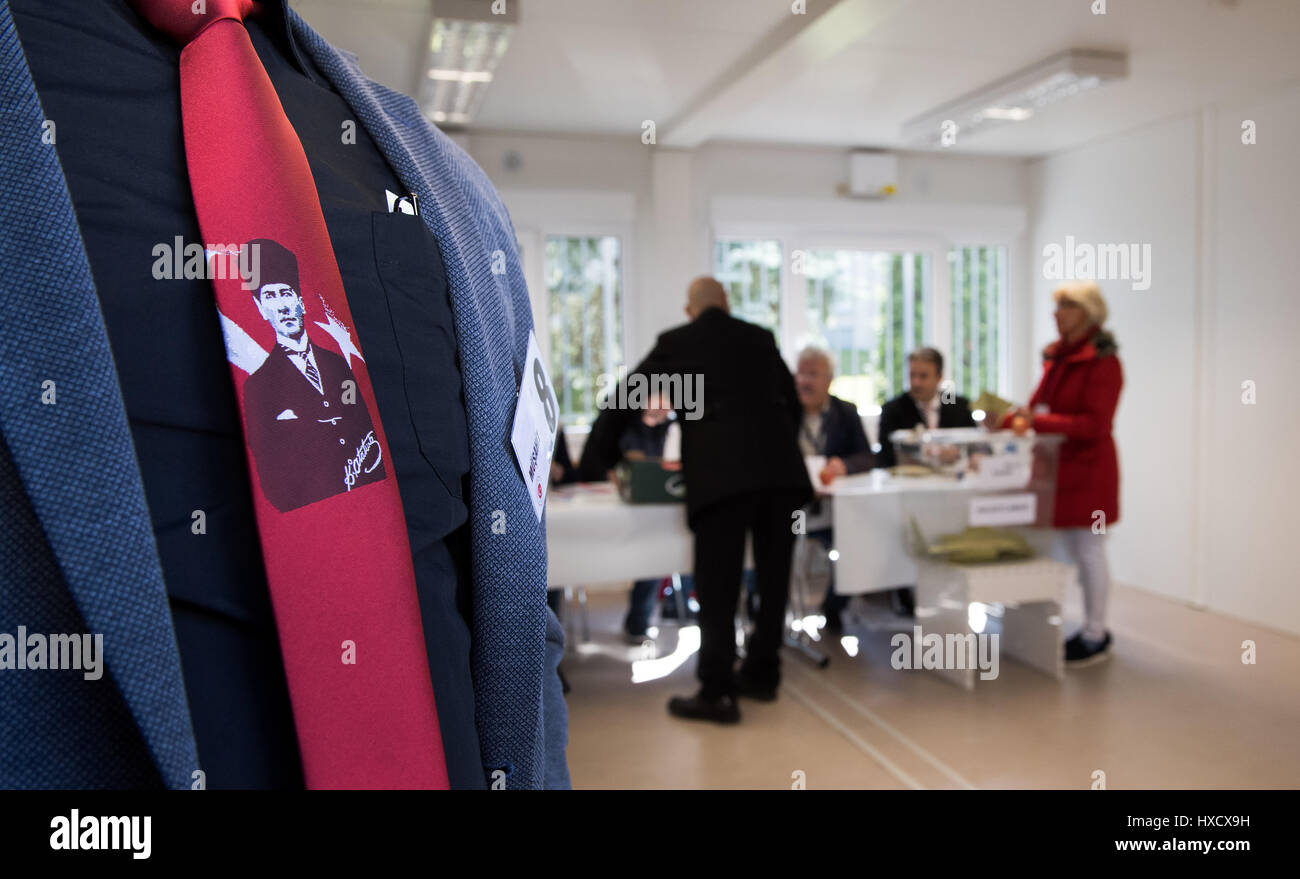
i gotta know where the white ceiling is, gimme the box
[292,0,1300,157]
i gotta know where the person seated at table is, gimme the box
[875,347,976,469]
[549,427,579,486]
[579,392,693,641]
[577,394,671,481]
[546,430,579,624]
[793,347,875,630]
[874,347,975,616]
[795,346,874,481]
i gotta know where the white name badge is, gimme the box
[510,331,560,521]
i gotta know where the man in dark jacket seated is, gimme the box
[875,347,976,468]
[795,347,874,481]
[574,393,689,641]
[874,347,975,616]
[793,347,874,630]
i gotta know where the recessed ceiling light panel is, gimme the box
[418,0,518,128]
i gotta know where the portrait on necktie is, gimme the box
[230,238,384,512]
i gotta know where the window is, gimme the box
[544,235,623,426]
[802,249,931,410]
[714,239,782,335]
[709,231,1008,412]
[948,245,1006,401]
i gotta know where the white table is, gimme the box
[828,468,1057,595]
[546,468,1058,597]
[545,483,693,589]
[545,481,818,662]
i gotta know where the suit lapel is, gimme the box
[0,1,198,788]
[821,400,840,446]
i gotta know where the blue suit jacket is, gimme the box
[0,1,568,789]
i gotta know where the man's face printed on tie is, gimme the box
[254,282,306,343]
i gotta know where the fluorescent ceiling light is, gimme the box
[978,107,1034,121]
[418,0,518,128]
[428,69,495,83]
[901,50,1127,147]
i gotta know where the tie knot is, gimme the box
[130,0,258,46]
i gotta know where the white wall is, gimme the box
[461,132,651,367]
[464,132,1033,374]
[1029,116,1201,609]
[1028,81,1300,636]
[1202,84,1300,633]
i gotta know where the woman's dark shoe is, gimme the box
[667,691,741,724]
[1065,631,1113,667]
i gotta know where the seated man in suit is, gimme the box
[579,393,691,641]
[549,429,578,487]
[795,347,874,481]
[875,347,976,468]
[793,347,874,629]
[578,393,673,484]
[875,347,975,616]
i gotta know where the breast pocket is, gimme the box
[370,210,470,500]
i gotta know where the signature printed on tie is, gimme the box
[344,430,383,490]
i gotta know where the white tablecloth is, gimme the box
[828,470,970,595]
[829,469,1055,594]
[545,483,693,588]
[546,472,1052,594]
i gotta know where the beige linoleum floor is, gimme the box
[557,583,1300,789]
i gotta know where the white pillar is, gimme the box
[634,149,697,358]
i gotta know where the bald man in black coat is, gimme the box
[618,277,812,723]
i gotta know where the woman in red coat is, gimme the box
[1007,282,1122,666]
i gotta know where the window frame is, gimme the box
[947,240,1011,405]
[500,188,637,385]
[710,223,1015,405]
[713,237,785,338]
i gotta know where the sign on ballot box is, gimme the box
[969,492,1037,527]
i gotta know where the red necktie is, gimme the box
[129,0,449,788]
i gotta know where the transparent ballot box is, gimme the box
[880,429,1071,687]
[886,428,1064,531]
[828,431,1066,599]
